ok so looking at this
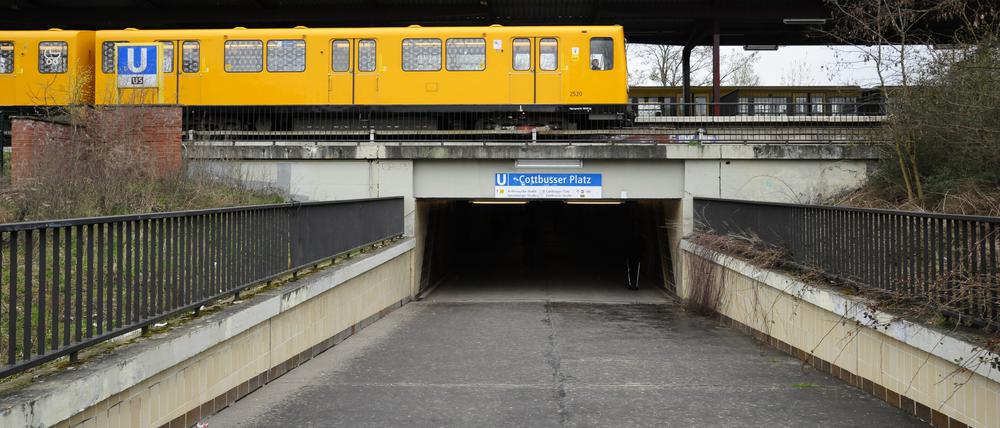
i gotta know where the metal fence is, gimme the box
[694,198,1000,328]
[182,102,884,144]
[0,197,403,378]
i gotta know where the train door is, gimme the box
[177,40,202,104]
[328,39,353,104]
[354,39,379,104]
[508,38,533,104]
[535,37,562,104]
[157,41,179,104]
[0,41,15,104]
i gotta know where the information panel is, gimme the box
[116,44,160,89]
[494,173,603,199]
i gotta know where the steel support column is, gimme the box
[712,20,721,116]
[681,44,693,116]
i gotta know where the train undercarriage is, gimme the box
[183,104,633,134]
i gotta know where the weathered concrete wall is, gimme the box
[0,240,415,428]
[192,160,416,236]
[185,141,881,161]
[189,145,875,295]
[680,240,1000,428]
[684,159,872,204]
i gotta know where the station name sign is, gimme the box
[494,173,603,199]
[116,44,160,89]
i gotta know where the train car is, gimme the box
[94,25,628,130]
[629,86,868,116]
[0,29,95,146]
[0,29,95,107]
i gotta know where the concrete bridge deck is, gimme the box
[206,265,923,428]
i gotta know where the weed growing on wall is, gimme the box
[0,106,282,223]
[689,230,1000,416]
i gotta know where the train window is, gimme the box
[753,97,787,115]
[512,38,530,71]
[446,38,485,71]
[182,41,200,73]
[267,40,306,72]
[636,97,662,117]
[38,41,68,74]
[101,41,126,73]
[589,37,614,70]
[332,40,350,72]
[160,41,174,73]
[793,94,808,115]
[830,97,849,115]
[812,96,824,114]
[224,40,263,73]
[694,96,708,116]
[402,38,441,71]
[358,39,376,72]
[0,42,13,74]
[539,38,557,71]
[738,97,750,116]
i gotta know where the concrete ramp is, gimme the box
[206,296,924,427]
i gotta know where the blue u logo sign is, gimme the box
[126,48,149,73]
[495,173,508,186]
[118,46,156,75]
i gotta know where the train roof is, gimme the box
[95,25,624,36]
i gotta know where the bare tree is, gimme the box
[625,44,651,86]
[780,58,817,86]
[722,51,761,86]
[628,44,760,87]
[823,0,965,204]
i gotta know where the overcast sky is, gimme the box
[627,45,888,87]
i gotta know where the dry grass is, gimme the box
[838,180,1000,217]
[683,233,787,317]
[0,108,281,223]
[684,247,726,316]
[689,232,787,270]
[692,231,997,327]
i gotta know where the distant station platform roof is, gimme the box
[0,0,859,45]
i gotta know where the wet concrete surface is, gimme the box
[206,278,925,427]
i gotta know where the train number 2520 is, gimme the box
[569,91,583,97]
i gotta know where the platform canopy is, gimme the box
[0,0,964,45]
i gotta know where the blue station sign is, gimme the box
[494,173,603,199]
[116,44,160,89]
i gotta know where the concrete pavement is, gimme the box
[206,274,924,427]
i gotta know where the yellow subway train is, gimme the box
[0,29,94,107]
[2,25,629,131]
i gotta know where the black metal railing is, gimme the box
[0,197,403,378]
[181,102,884,144]
[694,198,1000,328]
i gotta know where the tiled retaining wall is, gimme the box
[680,240,1000,428]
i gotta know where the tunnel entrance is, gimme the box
[417,199,677,302]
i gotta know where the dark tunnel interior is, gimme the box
[418,200,673,299]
